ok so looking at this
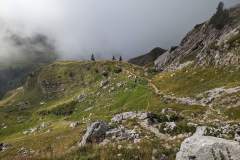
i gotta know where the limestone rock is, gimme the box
[111,112,158,124]
[176,127,240,160]
[79,121,109,147]
[106,126,140,142]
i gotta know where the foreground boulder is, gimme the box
[176,127,240,160]
[79,121,109,147]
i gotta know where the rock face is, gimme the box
[79,121,109,147]
[155,5,240,71]
[176,127,240,160]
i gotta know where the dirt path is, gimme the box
[125,69,240,109]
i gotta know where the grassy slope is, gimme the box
[153,66,240,97]
[0,61,202,160]
[153,65,240,121]
[1,60,239,160]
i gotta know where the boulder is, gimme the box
[176,126,240,160]
[79,121,109,147]
[69,121,80,128]
[0,143,10,152]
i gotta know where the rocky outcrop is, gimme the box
[155,5,240,71]
[22,122,51,135]
[79,120,142,147]
[111,112,159,124]
[176,126,240,160]
[79,121,109,147]
[163,86,240,107]
[79,112,175,147]
[105,126,140,143]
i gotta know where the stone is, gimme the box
[111,112,138,123]
[106,126,140,142]
[100,80,109,88]
[164,122,176,131]
[18,147,35,155]
[116,83,123,88]
[79,121,109,147]
[111,111,159,124]
[176,126,240,160]
[77,94,86,102]
[0,143,10,152]
[69,121,80,128]
[40,101,45,105]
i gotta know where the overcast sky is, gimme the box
[0,0,239,60]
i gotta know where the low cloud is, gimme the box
[0,0,239,62]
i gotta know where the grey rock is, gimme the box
[163,122,176,132]
[176,126,240,160]
[111,112,138,123]
[79,121,109,147]
[111,112,158,124]
[0,143,10,152]
[100,80,109,88]
[69,121,80,128]
[106,126,140,141]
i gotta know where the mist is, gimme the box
[0,0,239,61]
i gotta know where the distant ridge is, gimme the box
[128,47,166,66]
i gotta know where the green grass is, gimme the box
[0,60,167,159]
[0,60,233,160]
[58,138,180,160]
[225,107,240,120]
[153,66,240,97]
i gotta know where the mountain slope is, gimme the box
[0,60,207,160]
[155,4,240,71]
[128,47,166,67]
[1,3,240,160]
